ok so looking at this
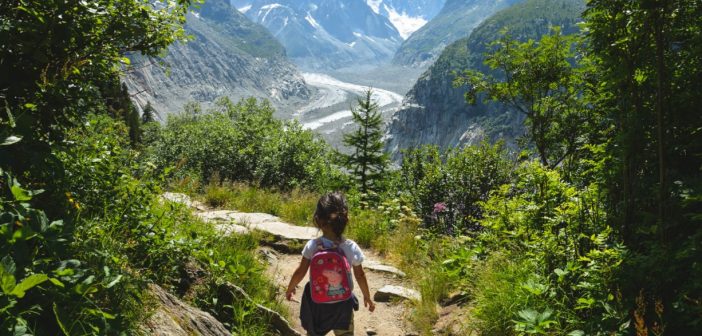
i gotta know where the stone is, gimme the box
[214,223,250,235]
[405,332,420,336]
[162,192,209,211]
[373,285,421,302]
[227,212,319,241]
[199,210,319,243]
[142,284,231,336]
[364,260,406,277]
[365,327,378,335]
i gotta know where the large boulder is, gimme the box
[142,284,231,336]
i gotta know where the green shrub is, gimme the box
[470,254,535,335]
[399,141,514,235]
[468,161,628,335]
[152,97,343,192]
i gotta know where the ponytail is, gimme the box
[314,192,349,240]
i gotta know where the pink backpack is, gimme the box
[309,239,353,303]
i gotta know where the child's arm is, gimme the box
[286,257,311,300]
[353,264,376,312]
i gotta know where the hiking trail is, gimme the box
[163,193,420,335]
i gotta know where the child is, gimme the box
[286,192,375,335]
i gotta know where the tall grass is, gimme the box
[203,183,318,226]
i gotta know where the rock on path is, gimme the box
[374,285,422,302]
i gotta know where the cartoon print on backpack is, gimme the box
[323,265,349,298]
[310,245,352,303]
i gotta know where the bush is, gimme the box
[399,141,514,235]
[152,97,343,192]
[466,162,628,335]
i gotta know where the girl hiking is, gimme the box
[286,192,375,335]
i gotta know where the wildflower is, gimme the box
[433,202,447,214]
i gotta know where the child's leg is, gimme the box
[332,313,354,336]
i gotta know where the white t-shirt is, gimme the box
[301,237,365,266]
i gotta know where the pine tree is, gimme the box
[141,101,156,123]
[341,89,389,201]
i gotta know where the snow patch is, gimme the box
[305,13,321,29]
[366,0,383,14]
[385,6,427,39]
[238,5,252,13]
[259,4,284,23]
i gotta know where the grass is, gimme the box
[197,183,467,334]
[203,183,318,226]
[147,199,287,333]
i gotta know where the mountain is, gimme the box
[124,0,310,118]
[365,0,446,39]
[392,0,523,67]
[240,0,403,69]
[385,0,586,161]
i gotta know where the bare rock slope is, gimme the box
[125,0,310,118]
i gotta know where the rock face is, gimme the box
[392,0,523,67]
[374,285,421,302]
[124,0,310,118]
[143,285,231,336]
[242,0,402,69]
[385,0,585,162]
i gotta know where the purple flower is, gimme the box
[433,202,447,214]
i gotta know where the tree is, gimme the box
[341,89,389,201]
[585,0,702,332]
[141,101,157,124]
[455,27,590,170]
[0,0,193,183]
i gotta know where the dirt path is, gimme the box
[263,247,415,336]
[160,193,419,335]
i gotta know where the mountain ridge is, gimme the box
[385,0,586,161]
[124,0,310,118]
[392,0,523,67]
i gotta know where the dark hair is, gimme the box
[314,192,349,239]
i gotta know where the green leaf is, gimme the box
[11,274,49,298]
[54,303,70,335]
[105,275,122,289]
[1,269,16,294]
[10,185,32,201]
[49,277,65,288]
[1,136,22,146]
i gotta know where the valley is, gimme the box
[293,71,407,149]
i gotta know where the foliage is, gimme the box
[346,197,419,249]
[152,97,343,191]
[341,89,390,201]
[0,0,195,333]
[0,0,193,183]
[61,114,282,333]
[584,0,702,332]
[141,101,157,124]
[398,142,514,234]
[464,162,628,335]
[203,182,319,227]
[456,27,591,169]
